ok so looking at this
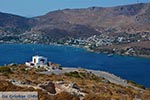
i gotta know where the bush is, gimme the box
[128,80,145,89]
[136,84,145,89]
[20,68,26,72]
[0,66,11,73]
[65,71,81,78]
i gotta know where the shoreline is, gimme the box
[1,43,150,58]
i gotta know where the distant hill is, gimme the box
[30,3,150,36]
[0,12,30,34]
[0,3,150,36]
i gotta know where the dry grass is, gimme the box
[0,65,150,100]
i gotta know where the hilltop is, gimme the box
[32,3,150,34]
[1,3,149,35]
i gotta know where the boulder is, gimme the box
[39,81,56,94]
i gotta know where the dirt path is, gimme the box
[40,67,129,86]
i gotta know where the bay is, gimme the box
[0,43,150,87]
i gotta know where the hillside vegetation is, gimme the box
[0,65,150,100]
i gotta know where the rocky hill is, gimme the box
[31,3,150,35]
[0,3,149,36]
[0,12,30,34]
[0,65,150,100]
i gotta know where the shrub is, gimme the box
[20,68,26,72]
[0,66,11,73]
[65,71,81,78]
[128,80,145,89]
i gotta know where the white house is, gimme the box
[26,55,48,67]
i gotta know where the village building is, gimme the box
[25,55,62,70]
[25,55,48,68]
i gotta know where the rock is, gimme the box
[39,81,56,94]
[68,82,80,90]
[7,63,17,66]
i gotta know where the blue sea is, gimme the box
[0,44,150,87]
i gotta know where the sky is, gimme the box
[0,0,149,17]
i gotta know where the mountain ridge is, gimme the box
[31,3,150,35]
[0,3,150,35]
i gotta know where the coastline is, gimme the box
[0,43,150,58]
